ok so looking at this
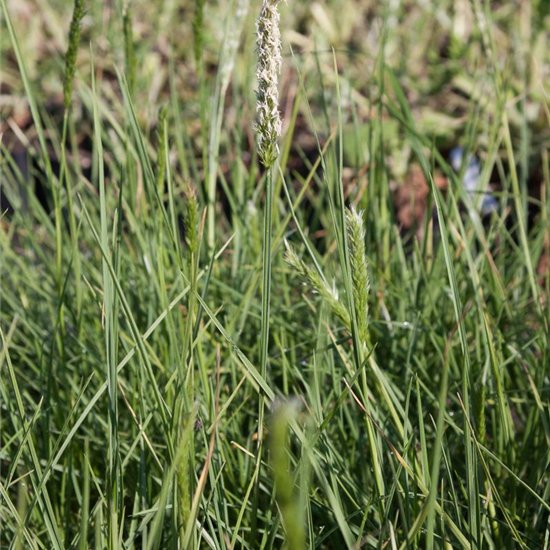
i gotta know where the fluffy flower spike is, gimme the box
[255,0,284,168]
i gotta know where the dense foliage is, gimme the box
[1,0,550,548]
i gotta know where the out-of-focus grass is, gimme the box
[1,0,550,549]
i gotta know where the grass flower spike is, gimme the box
[255,0,283,168]
[345,206,370,348]
[284,240,351,329]
[284,206,370,347]
[63,0,85,109]
[123,2,136,94]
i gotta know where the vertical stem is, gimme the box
[259,166,274,432]
[92,59,119,549]
[250,166,274,542]
[61,111,83,337]
[259,167,274,441]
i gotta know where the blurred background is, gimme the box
[2,0,549,242]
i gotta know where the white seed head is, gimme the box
[255,0,284,168]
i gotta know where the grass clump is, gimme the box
[1,0,550,549]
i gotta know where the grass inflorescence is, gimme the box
[63,0,86,110]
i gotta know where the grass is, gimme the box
[1,0,550,548]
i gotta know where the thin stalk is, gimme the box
[60,112,83,337]
[259,167,274,434]
[250,166,274,543]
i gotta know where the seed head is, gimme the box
[193,0,206,67]
[284,240,351,328]
[345,206,370,347]
[254,0,284,168]
[123,3,136,94]
[63,0,86,110]
[185,184,200,262]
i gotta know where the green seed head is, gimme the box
[345,206,370,347]
[185,185,200,261]
[193,0,206,67]
[284,240,351,329]
[123,3,136,94]
[63,0,86,110]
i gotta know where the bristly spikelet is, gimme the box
[184,185,200,264]
[63,0,86,110]
[255,0,284,168]
[284,241,351,329]
[193,0,206,67]
[345,206,370,347]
